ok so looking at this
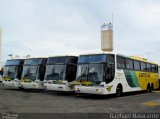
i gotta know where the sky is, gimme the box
[0,0,160,64]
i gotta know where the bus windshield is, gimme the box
[76,63,104,83]
[3,66,17,80]
[45,64,66,80]
[22,66,38,81]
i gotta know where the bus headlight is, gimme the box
[58,81,67,85]
[99,84,104,87]
[75,88,80,91]
[62,82,67,85]
[96,89,102,92]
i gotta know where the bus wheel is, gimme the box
[19,87,24,90]
[151,83,154,91]
[147,84,152,92]
[75,93,82,97]
[116,85,123,97]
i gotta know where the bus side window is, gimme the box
[117,56,125,69]
[134,60,140,70]
[140,62,146,71]
[126,59,133,69]
[151,64,156,72]
[146,63,151,72]
[156,65,158,73]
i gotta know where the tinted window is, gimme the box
[47,57,68,64]
[141,62,146,71]
[126,59,133,69]
[104,63,114,84]
[38,65,46,81]
[117,56,125,68]
[156,65,158,72]
[66,64,77,82]
[146,63,151,71]
[134,60,140,70]
[68,57,78,64]
[151,64,156,72]
[107,55,115,64]
[17,66,23,79]
[24,59,41,65]
[5,60,21,66]
[41,59,47,64]
[78,55,107,63]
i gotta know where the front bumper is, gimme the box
[2,80,22,89]
[21,82,44,89]
[43,83,74,92]
[75,86,114,95]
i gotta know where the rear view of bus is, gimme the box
[75,53,115,95]
[43,56,78,92]
[2,59,24,89]
[20,58,47,89]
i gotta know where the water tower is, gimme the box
[101,22,113,52]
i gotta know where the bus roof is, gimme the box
[130,56,158,65]
[49,55,78,57]
[7,58,25,61]
[79,51,115,56]
[78,52,158,65]
[26,57,47,59]
[24,58,47,65]
[5,59,25,66]
[48,55,77,58]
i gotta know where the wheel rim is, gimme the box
[147,85,151,92]
[116,88,121,96]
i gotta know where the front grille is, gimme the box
[48,81,53,84]
[52,81,58,84]
[81,84,94,86]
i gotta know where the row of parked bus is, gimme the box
[1,52,160,96]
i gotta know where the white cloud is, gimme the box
[0,0,160,64]
[0,0,100,59]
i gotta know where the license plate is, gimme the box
[58,86,63,89]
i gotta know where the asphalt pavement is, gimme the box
[0,83,160,113]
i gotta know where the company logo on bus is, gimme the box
[139,72,150,77]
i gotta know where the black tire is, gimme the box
[147,84,152,93]
[18,87,24,90]
[75,93,82,97]
[151,83,154,91]
[116,85,123,97]
[159,79,160,90]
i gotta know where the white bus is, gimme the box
[75,53,159,96]
[20,58,47,89]
[43,56,78,92]
[2,59,24,89]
